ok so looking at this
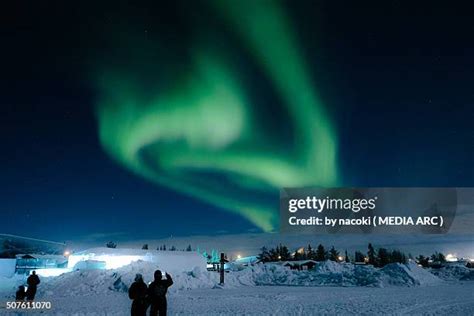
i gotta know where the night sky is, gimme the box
[1,1,473,242]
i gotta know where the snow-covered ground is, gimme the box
[1,261,473,315]
[1,283,473,315]
[155,284,474,315]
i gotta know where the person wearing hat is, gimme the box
[129,273,148,316]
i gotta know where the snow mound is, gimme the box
[232,261,441,288]
[313,260,346,274]
[379,263,441,286]
[41,261,221,297]
[430,264,474,281]
[37,260,443,299]
[0,274,26,294]
[460,271,474,281]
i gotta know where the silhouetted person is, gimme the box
[148,270,173,316]
[26,271,40,301]
[129,273,148,316]
[15,286,26,301]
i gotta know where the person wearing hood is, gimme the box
[128,273,148,316]
[147,270,173,316]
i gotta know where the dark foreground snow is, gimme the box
[1,283,473,315]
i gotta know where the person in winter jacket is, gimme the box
[147,270,173,316]
[129,273,148,316]
[26,271,40,301]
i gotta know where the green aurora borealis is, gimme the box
[96,0,338,231]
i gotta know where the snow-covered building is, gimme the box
[15,254,67,276]
[0,234,68,277]
[15,254,68,274]
[68,247,206,273]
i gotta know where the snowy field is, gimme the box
[1,261,473,315]
[1,283,474,315]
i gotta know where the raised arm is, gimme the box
[165,273,173,287]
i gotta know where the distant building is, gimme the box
[68,247,206,273]
[15,254,68,275]
[0,234,66,258]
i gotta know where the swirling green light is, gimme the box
[96,1,338,231]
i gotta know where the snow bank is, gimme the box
[36,260,443,299]
[235,261,441,288]
[430,263,474,281]
[41,261,220,298]
[379,263,441,286]
[0,259,16,277]
[0,274,26,293]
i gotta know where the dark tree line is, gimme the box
[156,244,192,251]
[258,244,344,263]
[106,242,194,252]
[355,243,407,267]
[416,252,446,268]
[258,244,292,262]
[258,242,411,267]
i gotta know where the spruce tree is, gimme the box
[294,249,302,261]
[430,252,446,263]
[377,248,390,267]
[390,250,407,264]
[367,243,376,265]
[315,244,326,261]
[354,251,365,263]
[106,241,117,248]
[279,244,291,260]
[417,255,428,267]
[329,246,340,261]
[258,246,271,262]
[269,247,279,261]
[307,244,314,260]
